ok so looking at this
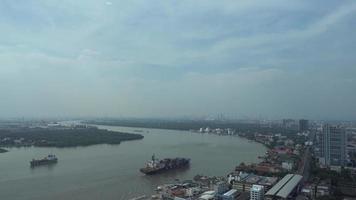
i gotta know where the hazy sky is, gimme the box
[0,0,355,120]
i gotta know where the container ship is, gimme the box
[30,154,58,167]
[140,154,190,175]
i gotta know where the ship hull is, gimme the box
[30,159,58,167]
[140,158,190,175]
[140,167,165,175]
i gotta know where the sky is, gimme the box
[0,0,355,120]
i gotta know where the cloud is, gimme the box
[0,0,355,119]
[201,2,356,60]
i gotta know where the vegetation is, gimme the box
[310,156,356,198]
[0,127,143,147]
[310,156,353,183]
[311,155,356,199]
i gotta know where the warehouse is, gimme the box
[265,174,303,200]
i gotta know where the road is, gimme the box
[298,146,311,183]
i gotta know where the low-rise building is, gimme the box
[281,162,293,171]
[231,173,278,192]
[198,191,215,200]
[222,189,238,200]
[255,163,281,174]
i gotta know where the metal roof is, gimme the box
[199,194,215,200]
[276,174,303,198]
[265,174,294,196]
[202,191,215,195]
[223,189,237,196]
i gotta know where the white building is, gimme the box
[250,185,265,200]
[205,127,210,133]
[282,162,293,171]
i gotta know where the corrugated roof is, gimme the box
[199,194,215,200]
[202,191,215,195]
[276,174,303,198]
[223,189,237,196]
[265,174,294,196]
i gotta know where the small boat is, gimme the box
[30,154,58,167]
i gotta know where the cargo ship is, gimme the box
[30,154,58,167]
[140,154,190,175]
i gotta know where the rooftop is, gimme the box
[258,176,278,186]
[251,185,264,192]
[199,194,215,200]
[245,174,261,183]
[201,191,215,195]
[265,174,293,196]
[224,189,238,196]
[276,175,303,198]
[265,174,303,199]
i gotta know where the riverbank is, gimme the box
[0,148,8,153]
[86,119,294,135]
[0,127,144,148]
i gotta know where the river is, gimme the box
[0,125,266,200]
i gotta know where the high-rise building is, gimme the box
[250,185,265,200]
[299,119,309,132]
[320,124,346,166]
[283,119,294,128]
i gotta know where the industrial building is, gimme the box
[265,174,303,200]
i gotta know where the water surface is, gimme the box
[0,125,266,200]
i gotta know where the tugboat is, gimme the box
[140,154,190,175]
[30,154,58,167]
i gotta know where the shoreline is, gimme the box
[0,148,8,153]
[0,127,144,149]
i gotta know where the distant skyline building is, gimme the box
[299,119,309,132]
[320,124,346,167]
[250,185,265,200]
[282,119,298,130]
